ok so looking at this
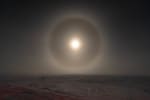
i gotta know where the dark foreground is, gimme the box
[0,75,150,100]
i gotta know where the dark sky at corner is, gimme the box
[0,0,150,76]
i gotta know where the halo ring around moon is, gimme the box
[47,16,105,73]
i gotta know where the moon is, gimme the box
[49,17,101,70]
[69,37,81,51]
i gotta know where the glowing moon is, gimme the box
[69,38,81,51]
[49,17,102,71]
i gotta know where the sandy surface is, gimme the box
[1,76,150,100]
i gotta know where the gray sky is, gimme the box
[0,0,150,76]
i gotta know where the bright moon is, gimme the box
[69,38,81,51]
[49,17,101,74]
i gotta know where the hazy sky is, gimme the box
[0,0,150,76]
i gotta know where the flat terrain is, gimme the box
[0,76,150,100]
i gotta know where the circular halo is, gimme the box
[46,16,105,73]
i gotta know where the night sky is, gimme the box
[0,0,150,76]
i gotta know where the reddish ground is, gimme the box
[0,84,80,100]
[0,80,150,100]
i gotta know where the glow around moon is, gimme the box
[47,17,104,73]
